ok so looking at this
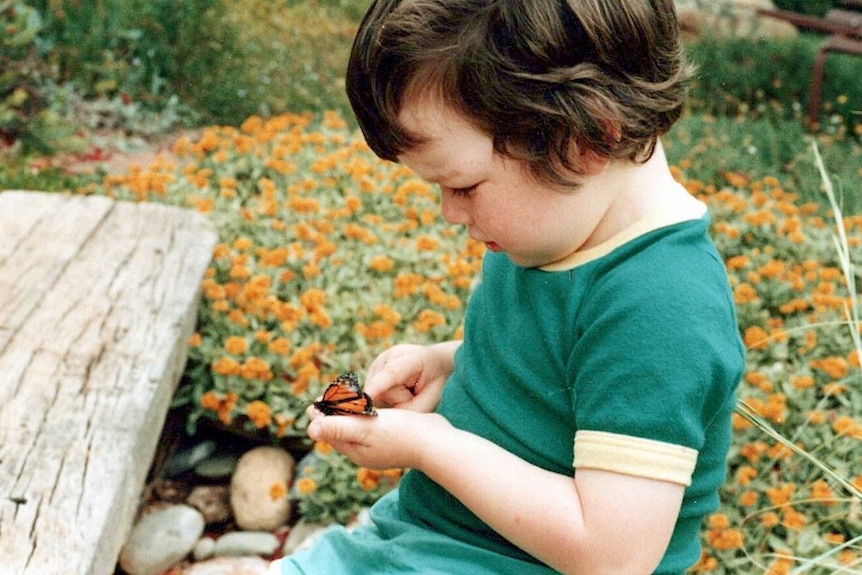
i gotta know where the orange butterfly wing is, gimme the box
[314,372,378,416]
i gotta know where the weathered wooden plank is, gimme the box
[0,194,113,351]
[0,191,218,575]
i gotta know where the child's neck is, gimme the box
[579,140,700,252]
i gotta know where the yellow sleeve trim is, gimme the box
[573,430,698,486]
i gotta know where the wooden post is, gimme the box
[0,191,217,575]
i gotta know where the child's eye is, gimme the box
[449,185,476,198]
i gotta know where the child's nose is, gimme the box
[440,192,471,225]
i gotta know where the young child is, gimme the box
[271,1,744,573]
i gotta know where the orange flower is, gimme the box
[791,375,815,390]
[761,511,780,528]
[393,272,424,297]
[356,321,396,341]
[246,400,272,428]
[374,304,402,326]
[766,483,795,506]
[201,391,238,425]
[241,357,274,381]
[735,465,758,486]
[765,550,794,575]
[781,507,806,531]
[200,391,221,411]
[809,479,836,505]
[233,236,254,251]
[369,255,395,273]
[743,326,770,350]
[839,550,857,566]
[810,356,849,379]
[413,309,446,332]
[708,513,730,529]
[268,482,287,501]
[299,288,327,311]
[706,526,744,551]
[733,283,758,306]
[267,337,291,356]
[212,356,241,376]
[224,336,248,355]
[744,371,768,387]
[704,514,743,550]
[357,468,380,491]
[832,416,862,438]
[295,477,317,496]
[415,235,439,251]
[689,551,718,573]
[738,490,759,507]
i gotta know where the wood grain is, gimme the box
[0,191,217,575]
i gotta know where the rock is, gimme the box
[230,447,294,531]
[119,504,205,575]
[195,454,239,480]
[213,531,281,557]
[164,440,217,478]
[187,484,232,525]
[181,556,271,575]
[281,519,329,556]
[152,478,194,503]
[194,536,218,561]
[346,507,373,531]
[676,0,798,41]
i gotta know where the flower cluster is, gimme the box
[96,110,862,567]
[681,169,862,573]
[292,441,403,525]
[104,112,481,440]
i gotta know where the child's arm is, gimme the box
[307,410,683,575]
[363,340,461,412]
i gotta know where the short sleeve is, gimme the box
[569,233,743,483]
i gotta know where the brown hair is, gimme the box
[347,0,694,186]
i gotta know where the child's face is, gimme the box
[397,96,618,268]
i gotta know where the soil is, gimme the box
[27,129,189,177]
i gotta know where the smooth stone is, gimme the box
[281,519,329,556]
[187,484,232,525]
[230,447,294,531]
[212,531,281,558]
[181,556,270,575]
[193,536,217,561]
[119,504,205,575]
[195,454,239,480]
[164,440,217,478]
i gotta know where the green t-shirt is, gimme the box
[280,211,744,575]
[400,213,744,574]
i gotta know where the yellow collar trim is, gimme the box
[539,201,707,272]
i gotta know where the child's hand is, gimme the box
[364,342,459,412]
[307,407,450,470]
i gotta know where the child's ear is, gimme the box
[573,119,619,175]
[580,148,611,175]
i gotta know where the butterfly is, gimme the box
[313,372,378,416]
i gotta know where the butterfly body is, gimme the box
[314,372,378,416]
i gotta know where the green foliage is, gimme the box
[0,1,55,152]
[95,111,862,569]
[29,0,245,121]
[686,34,862,127]
[210,0,370,122]
[293,445,401,525]
[666,111,862,214]
[773,0,842,17]
[24,0,370,124]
